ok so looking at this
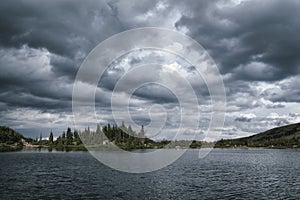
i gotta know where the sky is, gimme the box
[0,0,300,140]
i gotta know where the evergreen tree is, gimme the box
[121,121,125,129]
[66,127,73,145]
[74,130,82,145]
[49,131,54,144]
[139,125,145,145]
[107,124,112,139]
[56,136,61,145]
[96,124,101,134]
[62,132,66,145]
[96,124,103,144]
[139,125,145,137]
[128,125,133,136]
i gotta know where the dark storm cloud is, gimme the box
[0,0,129,104]
[49,54,78,81]
[0,0,124,57]
[0,91,71,111]
[133,84,178,104]
[234,116,251,122]
[0,0,300,137]
[0,0,128,117]
[225,80,255,96]
[175,0,300,81]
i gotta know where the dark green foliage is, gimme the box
[0,126,24,152]
[52,128,86,151]
[55,136,62,146]
[62,132,66,145]
[66,127,73,145]
[49,131,54,144]
[0,143,23,152]
[0,126,24,144]
[215,123,300,148]
[79,123,158,150]
[189,140,202,148]
[73,130,82,145]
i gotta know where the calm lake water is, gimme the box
[0,149,299,200]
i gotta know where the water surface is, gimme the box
[0,149,299,199]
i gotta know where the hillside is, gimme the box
[0,126,25,151]
[215,123,300,148]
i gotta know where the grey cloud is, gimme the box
[265,103,285,109]
[234,117,251,122]
[0,91,71,111]
[175,0,300,81]
[289,113,300,118]
[133,84,179,104]
[0,0,122,56]
[49,54,78,81]
[0,0,299,138]
[260,76,300,103]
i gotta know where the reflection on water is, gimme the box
[0,149,299,199]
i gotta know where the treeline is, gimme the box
[54,128,82,146]
[3,122,300,152]
[38,122,206,150]
[214,136,300,149]
[79,122,156,149]
[30,127,85,151]
[31,122,153,150]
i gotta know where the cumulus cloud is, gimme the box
[235,113,256,122]
[0,0,299,139]
[175,0,300,79]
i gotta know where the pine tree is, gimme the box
[66,127,73,145]
[96,124,101,134]
[74,130,81,145]
[139,125,145,145]
[49,131,54,144]
[56,136,62,145]
[128,125,133,136]
[121,121,125,128]
[62,132,66,145]
[96,124,103,144]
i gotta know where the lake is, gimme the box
[0,149,299,199]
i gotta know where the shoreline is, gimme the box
[1,145,300,153]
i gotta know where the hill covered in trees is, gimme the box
[0,125,86,152]
[0,126,25,151]
[215,122,300,148]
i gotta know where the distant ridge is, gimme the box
[216,122,300,148]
